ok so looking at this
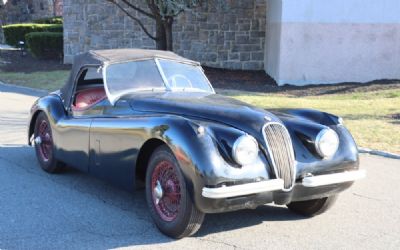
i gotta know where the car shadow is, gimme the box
[197,205,304,237]
[0,145,305,249]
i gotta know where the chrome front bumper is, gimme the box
[302,169,366,187]
[202,170,366,199]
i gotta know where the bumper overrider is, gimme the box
[202,170,366,199]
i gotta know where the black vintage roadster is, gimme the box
[28,49,365,238]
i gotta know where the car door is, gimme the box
[89,99,144,191]
[54,67,103,172]
[55,114,92,172]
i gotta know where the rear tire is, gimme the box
[33,112,63,173]
[286,195,338,217]
[145,145,204,238]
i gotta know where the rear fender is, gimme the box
[28,94,66,145]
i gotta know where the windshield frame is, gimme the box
[155,58,215,94]
[103,58,215,105]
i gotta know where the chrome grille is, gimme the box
[263,123,296,190]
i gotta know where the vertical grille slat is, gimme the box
[263,123,296,190]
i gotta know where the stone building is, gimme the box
[52,0,62,16]
[0,0,62,24]
[63,0,266,70]
[64,0,400,85]
[0,2,4,43]
[0,0,63,43]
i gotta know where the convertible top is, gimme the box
[60,49,199,109]
[89,49,198,65]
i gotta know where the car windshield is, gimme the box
[104,59,214,104]
[158,59,213,93]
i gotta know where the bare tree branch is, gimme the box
[107,0,203,50]
[146,0,162,18]
[118,0,156,19]
[108,0,159,41]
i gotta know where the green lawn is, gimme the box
[0,70,399,154]
[0,70,69,91]
[219,89,400,154]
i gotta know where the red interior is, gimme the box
[72,87,106,111]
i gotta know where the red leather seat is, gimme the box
[72,87,106,111]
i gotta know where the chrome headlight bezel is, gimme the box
[232,134,259,165]
[315,128,340,159]
[338,117,344,125]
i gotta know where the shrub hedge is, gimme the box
[33,17,63,24]
[25,32,63,59]
[2,23,63,46]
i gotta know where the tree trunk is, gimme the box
[154,18,173,51]
[163,18,174,51]
[155,18,167,50]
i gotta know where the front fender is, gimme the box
[157,119,272,213]
[280,108,342,126]
[275,109,359,179]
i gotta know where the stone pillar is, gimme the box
[0,3,4,43]
[0,29,4,44]
[265,0,400,86]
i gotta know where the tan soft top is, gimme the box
[89,49,198,65]
[60,49,199,108]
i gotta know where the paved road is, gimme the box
[0,83,45,144]
[0,83,399,250]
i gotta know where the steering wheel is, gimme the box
[167,74,193,89]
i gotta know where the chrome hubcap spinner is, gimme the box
[154,180,163,204]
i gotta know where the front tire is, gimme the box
[145,145,204,238]
[286,195,338,217]
[33,112,63,173]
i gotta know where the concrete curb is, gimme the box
[359,147,400,160]
[0,44,19,50]
[0,144,31,148]
[0,81,47,96]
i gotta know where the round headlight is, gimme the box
[232,135,259,165]
[315,128,339,158]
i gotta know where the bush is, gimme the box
[25,32,63,59]
[33,17,63,24]
[2,23,63,46]
[46,25,63,33]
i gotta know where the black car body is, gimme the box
[28,49,365,238]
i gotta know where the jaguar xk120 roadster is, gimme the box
[28,49,365,238]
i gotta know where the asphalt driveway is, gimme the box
[0,83,399,249]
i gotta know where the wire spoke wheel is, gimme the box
[34,112,63,173]
[146,145,205,238]
[151,160,182,222]
[37,119,53,162]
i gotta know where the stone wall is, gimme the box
[0,0,62,44]
[0,2,4,43]
[54,0,63,16]
[63,0,266,70]
[0,0,57,25]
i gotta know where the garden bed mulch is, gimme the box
[0,49,70,73]
[205,67,400,97]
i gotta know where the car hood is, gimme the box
[127,92,280,136]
